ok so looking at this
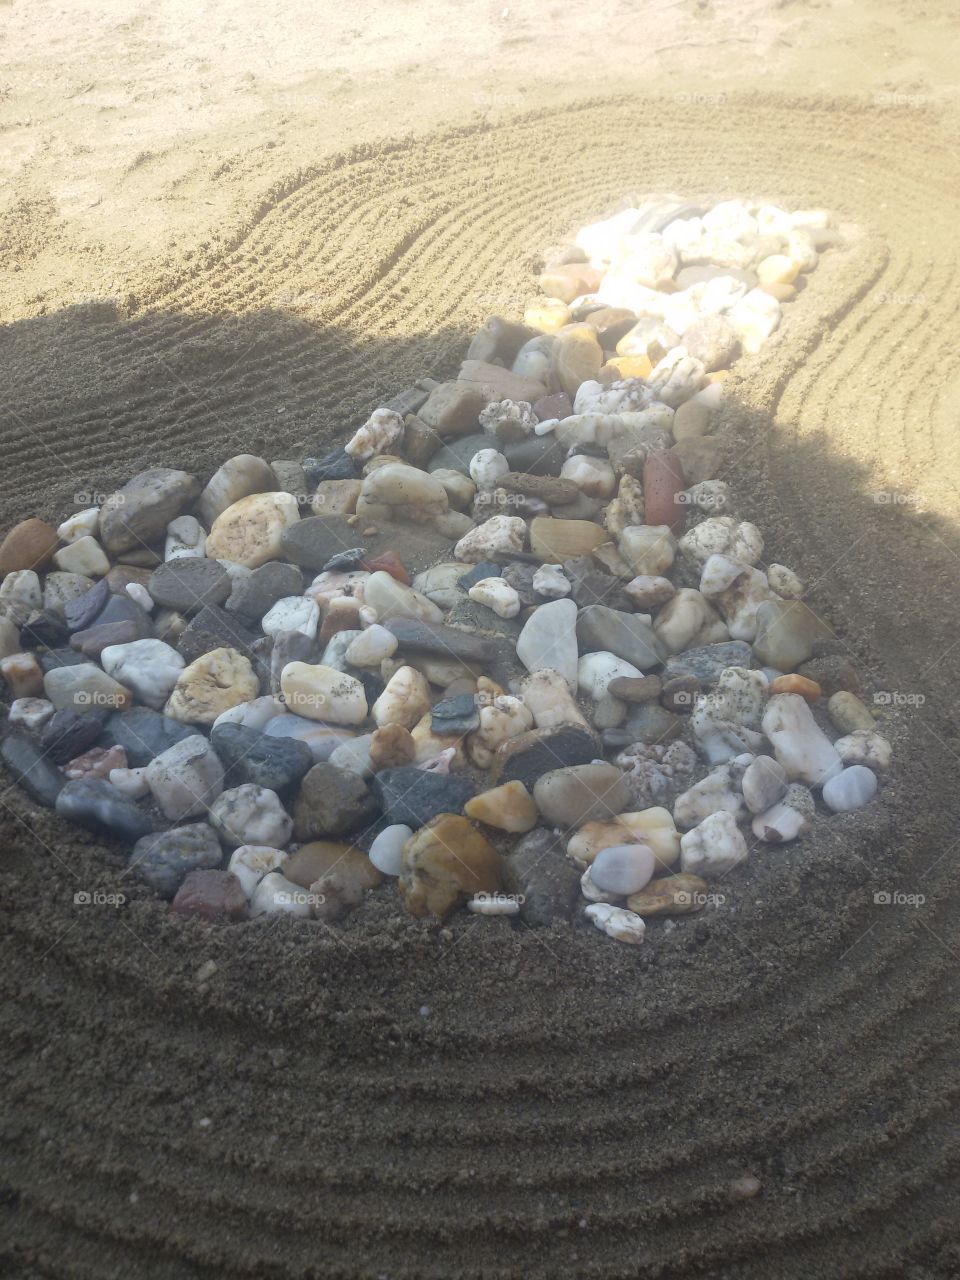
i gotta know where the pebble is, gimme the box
[642,450,687,534]
[101,706,195,766]
[370,723,416,770]
[249,871,314,917]
[768,674,820,701]
[204,492,301,568]
[590,843,657,895]
[584,903,646,945]
[108,766,150,799]
[465,780,539,832]
[516,598,579,691]
[148,559,231,613]
[209,784,293,848]
[577,604,664,671]
[364,570,443,624]
[358,462,448,525]
[144,735,225,820]
[292,762,378,839]
[741,756,788,815]
[43,662,132,713]
[619,524,677,576]
[63,744,127,781]
[468,577,521,618]
[8,696,56,730]
[210,722,313,791]
[833,729,892,772]
[369,824,413,876]
[453,514,526,563]
[165,647,258,725]
[56,508,99,545]
[129,824,223,897]
[261,595,320,639]
[100,638,185,710]
[534,762,630,828]
[1,570,43,624]
[225,561,303,620]
[680,810,748,878]
[751,782,814,842]
[56,778,158,842]
[164,514,207,562]
[372,665,431,730]
[197,455,277,528]
[0,731,67,806]
[399,814,500,918]
[171,869,248,922]
[822,765,877,814]
[827,690,876,734]
[344,625,398,667]
[43,571,96,615]
[753,599,834,671]
[674,764,745,829]
[430,692,481,735]
[761,693,842,787]
[370,766,474,828]
[627,872,708,916]
[126,583,154,612]
[2,652,45,699]
[531,563,571,598]
[529,516,607,563]
[345,407,405,461]
[279,662,368,725]
[227,844,287,899]
[0,518,59,576]
[560,455,616,500]
[99,468,200,555]
[607,675,663,704]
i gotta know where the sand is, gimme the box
[3,3,960,1276]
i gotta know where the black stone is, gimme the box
[176,605,259,665]
[70,619,148,658]
[101,707,196,767]
[503,435,566,476]
[55,779,158,843]
[370,767,475,829]
[42,708,110,764]
[302,447,359,486]
[225,561,304,620]
[148,559,232,614]
[457,561,500,590]
[495,726,601,789]
[210,723,313,792]
[501,563,539,606]
[355,670,386,708]
[0,732,66,807]
[63,578,110,633]
[20,610,69,650]
[430,693,480,735]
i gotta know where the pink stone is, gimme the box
[642,450,687,535]
[171,870,248,922]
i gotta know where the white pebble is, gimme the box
[584,902,646,945]
[469,448,509,491]
[213,695,287,732]
[261,595,319,639]
[228,845,287,900]
[344,407,404,461]
[209,784,293,849]
[164,514,207,561]
[250,871,312,918]
[680,810,748,877]
[101,638,185,710]
[369,824,413,876]
[590,844,656,896]
[345,624,399,667]
[822,765,877,814]
[467,892,521,916]
[468,576,521,619]
[57,508,99,544]
[8,696,55,730]
[125,583,154,612]
[108,766,150,799]
[532,564,570,598]
[52,535,110,578]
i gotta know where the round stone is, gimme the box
[589,843,657,896]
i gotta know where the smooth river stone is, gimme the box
[822,765,877,813]
[279,663,368,725]
[399,814,500,919]
[576,604,665,672]
[761,693,842,787]
[101,706,195,767]
[100,639,185,710]
[148,559,232,613]
[205,492,301,569]
[129,823,224,898]
[533,762,631,828]
[364,571,443,625]
[752,599,834,672]
[378,617,495,664]
[210,722,314,791]
[529,517,607,564]
[516,598,579,691]
[0,518,59,576]
[99,468,201,556]
[55,778,158,842]
[589,843,657,896]
[0,732,67,807]
[198,454,277,528]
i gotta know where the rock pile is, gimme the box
[0,196,887,943]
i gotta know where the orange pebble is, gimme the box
[608,354,653,380]
[360,551,410,585]
[769,674,821,701]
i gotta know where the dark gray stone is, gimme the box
[101,707,196,767]
[664,641,754,687]
[39,647,89,673]
[576,604,666,670]
[379,617,496,664]
[99,468,201,556]
[176,605,259,665]
[1,732,66,807]
[42,708,110,764]
[129,823,223,898]
[425,433,490,477]
[210,723,313,792]
[502,828,581,926]
[503,435,566,476]
[63,578,110,633]
[56,779,158,843]
[302,448,359,486]
[269,630,318,693]
[457,561,500,590]
[225,561,304,620]
[494,725,600,788]
[430,693,480,736]
[562,558,634,612]
[148,559,232,613]
[20,610,69,650]
[370,767,474,829]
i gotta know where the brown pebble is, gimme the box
[660,674,701,712]
[607,675,663,704]
[0,519,59,578]
[172,870,248,922]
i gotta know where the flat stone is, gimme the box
[210,722,314,791]
[100,707,196,767]
[426,433,490,477]
[529,517,607,564]
[498,472,579,505]
[577,605,666,671]
[379,617,496,664]
[753,600,835,672]
[608,675,663,703]
[99,468,201,556]
[457,359,546,405]
[70,618,149,659]
[41,707,109,763]
[43,663,132,713]
[457,561,501,590]
[148,560,232,613]
[293,763,379,840]
[493,724,600,788]
[129,823,224,898]
[370,767,475,828]
[516,598,579,690]
[56,778,158,842]
[38,648,89,673]
[562,558,635,612]
[63,578,110,633]
[0,732,66,806]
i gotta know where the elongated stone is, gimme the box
[56,778,158,842]
[0,732,66,807]
[516,598,579,691]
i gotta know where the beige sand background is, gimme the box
[3,2,960,1277]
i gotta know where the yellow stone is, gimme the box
[400,815,501,918]
[529,516,607,564]
[524,298,572,333]
[205,492,300,568]
[626,873,708,916]
[606,354,653,380]
[465,780,539,833]
[568,807,680,869]
[164,647,258,725]
[553,324,603,399]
